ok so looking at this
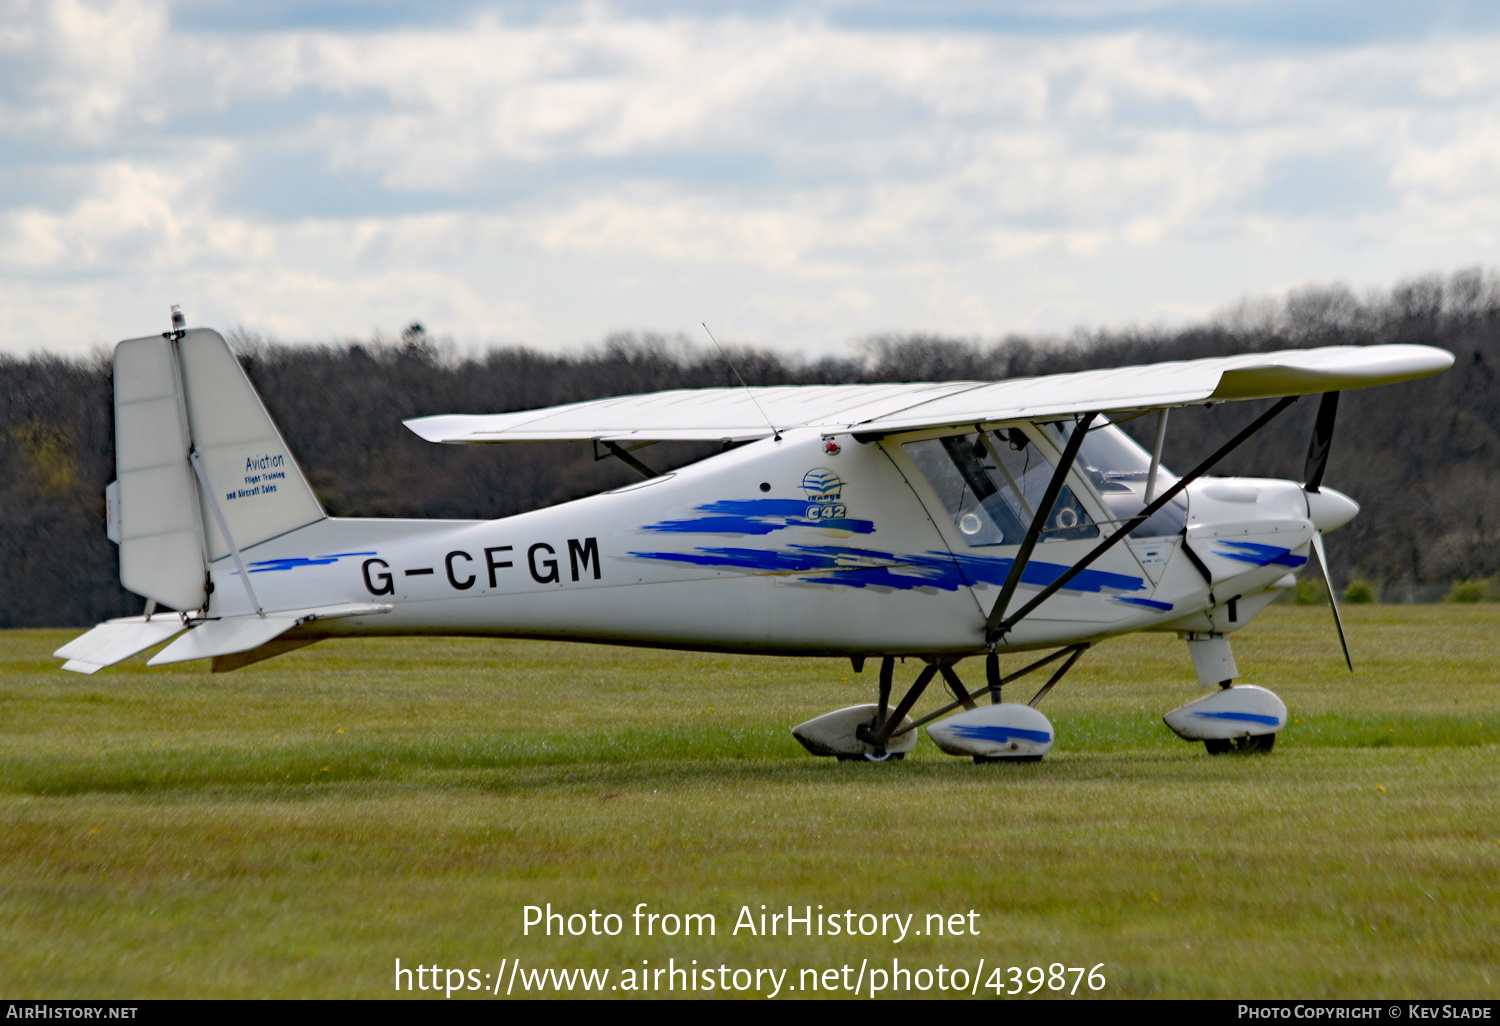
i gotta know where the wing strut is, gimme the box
[986,395,1300,644]
[984,411,1097,640]
[593,439,660,479]
[1145,408,1170,502]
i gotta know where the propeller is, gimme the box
[1303,391,1354,671]
[1309,528,1353,672]
[1303,390,1338,492]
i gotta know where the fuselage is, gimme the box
[205,420,1349,658]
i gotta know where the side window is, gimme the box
[903,430,1098,548]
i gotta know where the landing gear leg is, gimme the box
[855,661,938,755]
[795,647,1087,763]
[851,657,904,762]
[876,656,893,734]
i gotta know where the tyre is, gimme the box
[1236,733,1276,753]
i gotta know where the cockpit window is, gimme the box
[903,430,1099,547]
[1049,418,1187,538]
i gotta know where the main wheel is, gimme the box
[836,751,906,762]
[1205,734,1275,755]
[1235,732,1275,753]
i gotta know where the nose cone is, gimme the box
[1306,487,1360,533]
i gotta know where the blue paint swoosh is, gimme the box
[1214,541,1307,569]
[628,545,1148,595]
[244,551,377,573]
[641,498,875,536]
[1115,596,1174,611]
[945,551,1146,593]
[1192,710,1282,726]
[944,724,1052,744]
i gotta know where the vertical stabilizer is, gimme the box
[175,329,324,560]
[112,327,325,611]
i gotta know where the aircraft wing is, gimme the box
[404,343,1453,443]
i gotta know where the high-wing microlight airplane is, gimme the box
[55,316,1453,762]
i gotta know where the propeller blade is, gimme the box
[1310,529,1353,672]
[1303,391,1340,493]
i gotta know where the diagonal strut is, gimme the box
[984,412,1098,639]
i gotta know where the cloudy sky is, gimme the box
[4,0,1500,357]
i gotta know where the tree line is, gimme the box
[3,269,1497,627]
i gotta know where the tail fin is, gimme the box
[113,327,325,612]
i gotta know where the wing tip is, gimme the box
[1210,343,1456,400]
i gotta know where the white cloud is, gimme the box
[3,1,1500,355]
[0,0,168,142]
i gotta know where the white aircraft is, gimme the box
[56,317,1453,763]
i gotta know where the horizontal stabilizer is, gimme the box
[55,616,189,674]
[148,615,298,665]
[146,602,393,666]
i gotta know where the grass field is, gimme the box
[2,605,1498,999]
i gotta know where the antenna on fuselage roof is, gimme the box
[701,322,781,442]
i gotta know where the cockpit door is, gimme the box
[888,422,1169,641]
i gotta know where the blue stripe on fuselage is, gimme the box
[1214,541,1307,569]
[641,499,875,536]
[1115,595,1173,611]
[627,545,1148,594]
[243,551,377,573]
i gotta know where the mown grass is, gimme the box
[1,606,1498,999]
